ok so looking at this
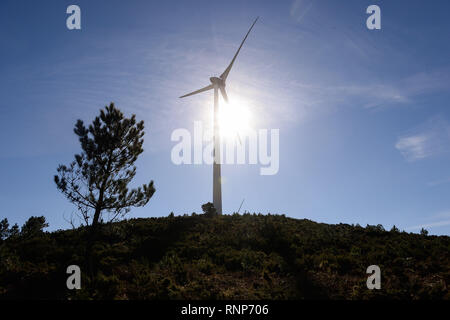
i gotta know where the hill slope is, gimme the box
[0,213,449,299]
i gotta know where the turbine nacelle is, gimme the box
[209,77,225,87]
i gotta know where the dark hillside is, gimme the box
[0,214,449,299]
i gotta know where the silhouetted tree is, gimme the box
[202,202,217,217]
[21,216,48,237]
[420,228,429,236]
[8,224,19,239]
[0,219,20,240]
[0,218,9,240]
[54,103,155,230]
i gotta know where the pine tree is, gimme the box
[8,224,19,239]
[0,219,19,240]
[202,202,217,217]
[0,218,9,240]
[54,103,155,229]
[21,216,48,238]
[390,225,400,233]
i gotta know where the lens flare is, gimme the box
[218,97,252,141]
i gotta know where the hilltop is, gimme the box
[0,213,449,299]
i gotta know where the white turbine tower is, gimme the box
[180,17,259,215]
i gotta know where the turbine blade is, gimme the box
[220,17,259,81]
[219,86,228,102]
[236,132,242,146]
[179,84,214,98]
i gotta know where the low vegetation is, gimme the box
[0,211,449,300]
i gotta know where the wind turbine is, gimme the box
[179,17,259,215]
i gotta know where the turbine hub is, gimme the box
[209,77,225,87]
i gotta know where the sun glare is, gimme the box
[218,98,252,141]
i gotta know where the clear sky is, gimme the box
[1,0,450,235]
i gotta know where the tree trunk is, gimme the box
[86,206,102,277]
[92,206,102,230]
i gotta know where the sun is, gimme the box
[218,97,252,141]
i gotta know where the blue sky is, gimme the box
[1,0,450,235]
